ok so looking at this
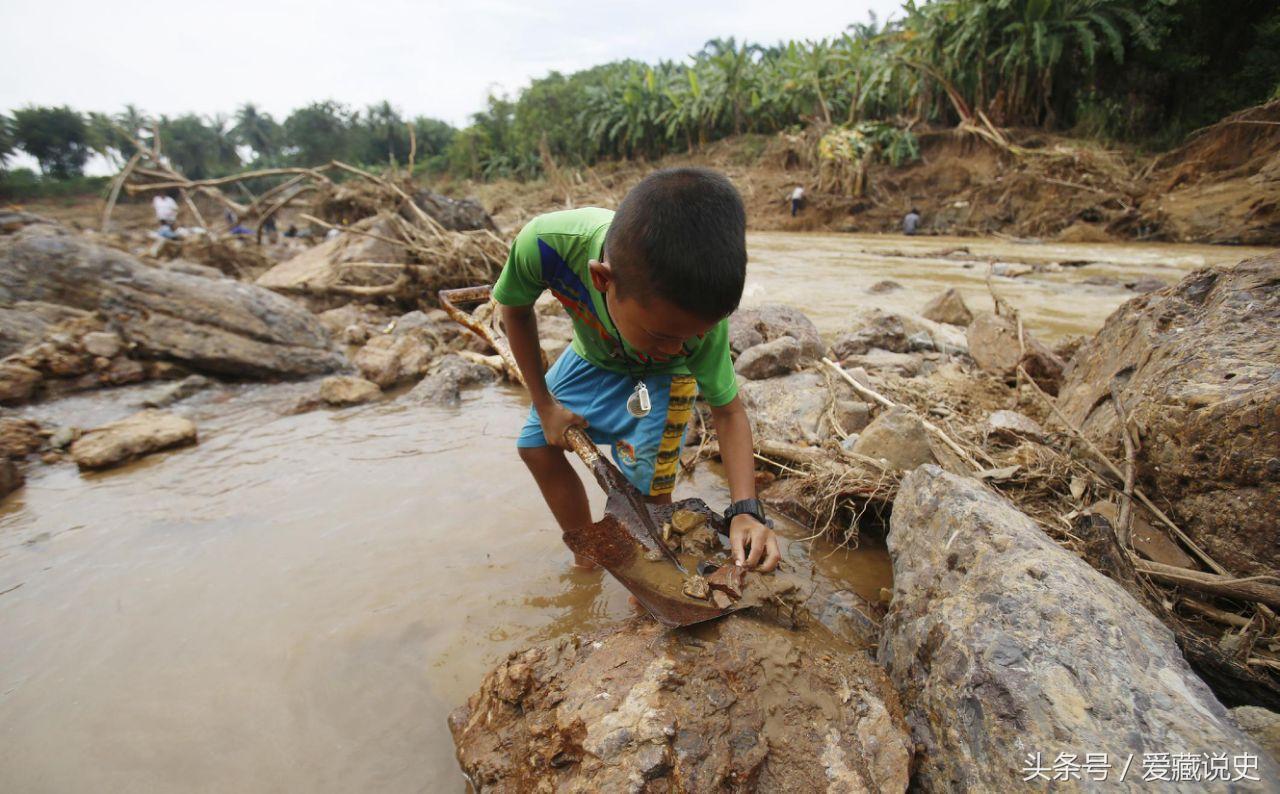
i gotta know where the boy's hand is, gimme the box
[539,400,588,449]
[729,513,781,572]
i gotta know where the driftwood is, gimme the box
[1135,560,1280,610]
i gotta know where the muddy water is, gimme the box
[746,232,1274,341]
[2,232,1264,792]
[0,380,885,793]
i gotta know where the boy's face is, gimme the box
[589,260,720,360]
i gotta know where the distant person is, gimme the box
[152,191,179,236]
[789,185,805,217]
[903,208,922,236]
[261,215,278,242]
[284,224,298,238]
[225,210,253,236]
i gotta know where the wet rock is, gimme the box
[728,304,824,359]
[318,375,382,406]
[670,508,705,535]
[840,348,925,378]
[0,362,41,404]
[880,466,1279,791]
[921,287,973,326]
[353,332,437,388]
[0,417,42,458]
[981,409,1045,444]
[707,563,745,599]
[0,219,344,378]
[1231,706,1280,761]
[0,458,23,499]
[139,374,214,408]
[734,336,801,379]
[739,371,856,445]
[1057,253,1280,575]
[104,356,146,386]
[405,353,496,406]
[681,574,710,600]
[867,279,903,293]
[851,406,937,470]
[450,617,911,793]
[48,426,80,450]
[69,410,197,470]
[966,311,1064,394]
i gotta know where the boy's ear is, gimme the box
[588,259,613,293]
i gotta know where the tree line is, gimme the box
[2,0,1276,192]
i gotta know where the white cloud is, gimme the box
[1,0,902,127]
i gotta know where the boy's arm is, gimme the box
[708,396,781,572]
[500,303,586,448]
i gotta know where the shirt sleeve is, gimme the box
[685,319,738,407]
[491,219,545,306]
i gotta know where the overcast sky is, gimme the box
[2,0,903,127]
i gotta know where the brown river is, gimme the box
[0,233,1271,792]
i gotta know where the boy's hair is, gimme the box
[604,167,746,320]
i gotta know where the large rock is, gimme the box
[832,309,968,359]
[353,332,437,388]
[0,417,43,459]
[318,375,382,406]
[0,218,345,378]
[880,466,1279,791]
[734,336,801,379]
[728,304,824,359]
[920,288,973,326]
[1231,706,1280,761]
[450,616,911,793]
[851,406,937,470]
[966,311,1064,394]
[1057,254,1280,576]
[69,410,197,470]
[0,362,41,404]
[405,354,497,406]
[739,371,865,445]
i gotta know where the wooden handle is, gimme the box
[564,425,599,467]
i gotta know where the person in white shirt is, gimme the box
[789,185,805,217]
[152,192,179,229]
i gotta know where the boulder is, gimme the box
[81,331,123,359]
[966,312,1064,394]
[411,189,497,231]
[734,336,801,379]
[840,348,925,378]
[318,375,382,406]
[832,309,968,359]
[739,371,858,445]
[0,417,43,459]
[0,219,345,378]
[0,362,41,404]
[728,304,824,359]
[851,406,936,470]
[449,616,911,793]
[0,459,22,500]
[981,409,1045,444]
[880,466,1279,791]
[405,354,497,406]
[69,410,197,470]
[920,288,973,326]
[1231,706,1280,761]
[1057,254,1280,575]
[867,279,903,293]
[353,332,437,388]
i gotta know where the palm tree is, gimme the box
[232,103,280,163]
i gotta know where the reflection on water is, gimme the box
[745,232,1273,342]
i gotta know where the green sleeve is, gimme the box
[492,219,545,306]
[685,319,738,407]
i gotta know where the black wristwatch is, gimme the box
[724,498,771,527]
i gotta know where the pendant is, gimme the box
[626,381,651,418]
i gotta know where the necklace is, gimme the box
[601,293,651,418]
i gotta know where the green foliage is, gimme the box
[12,106,91,178]
[0,114,13,167]
[157,113,241,180]
[0,167,110,201]
[283,100,358,165]
[232,103,282,164]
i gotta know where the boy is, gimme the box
[494,167,780,573]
